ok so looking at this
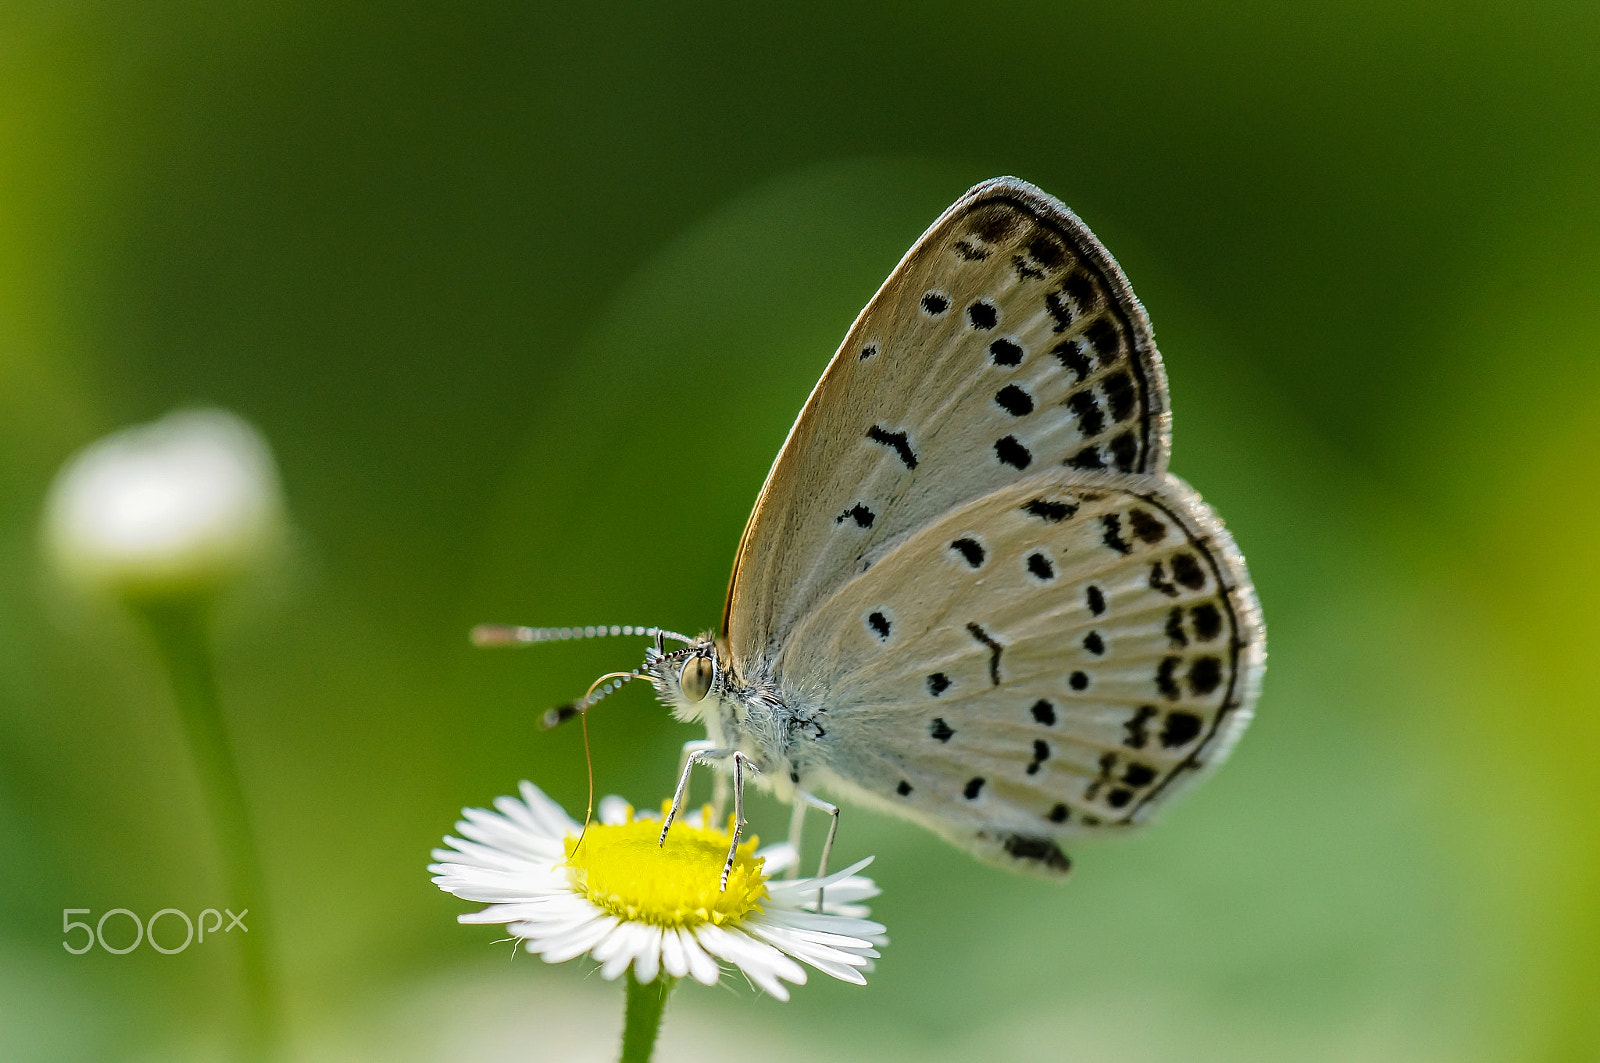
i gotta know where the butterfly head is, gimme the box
[643,632,730,724]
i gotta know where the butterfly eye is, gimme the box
[678,655,713,702]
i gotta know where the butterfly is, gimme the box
[476,177,1265,887]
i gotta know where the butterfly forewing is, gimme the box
[770,470,1264,872]
[725,178,1172,670]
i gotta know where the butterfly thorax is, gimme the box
[645,634,808,796]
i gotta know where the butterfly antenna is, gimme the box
[539,669,646,730]
[470,624,695,647]
[566,668,646,854]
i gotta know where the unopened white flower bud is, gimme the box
[43,408,286,600]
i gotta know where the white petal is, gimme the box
[742,916,879,951]
[434,871,571,905]
[597,795,632,826]
[533,915,618,963]
[694,924,804,1000]
[457,898,589,925]
[597,923,648,980]
[633,926,664,984]
[433,833,562,871]
[517,780,583,837]
[590,920,636,965]
[660,924,689,979]
[750,908,887,939]
[744,924,869,983]
[676,928,721,987]
[754,842,798,875]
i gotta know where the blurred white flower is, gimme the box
[43,408,286,599]
[431,781,887,1001]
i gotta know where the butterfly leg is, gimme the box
[659,742,726,847]
[673,739,717,808]
[718,751,752,891]
[793,788,840,911]
[659,746,757,891]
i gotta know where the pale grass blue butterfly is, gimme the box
[475,177,1265,889]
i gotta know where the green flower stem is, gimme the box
[138,599,277,1062]
[619,972,677,1063]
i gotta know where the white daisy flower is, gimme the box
[43,407,286,599]
[430,781,886,1001]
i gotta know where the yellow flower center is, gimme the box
[563,805,768,928]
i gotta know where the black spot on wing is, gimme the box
[1022,497,1074,523]
[1066,445,1105,470]
[1028,236,1066,271]
[950,537,986,568]
[995,384,1034,416]
[1002,834,1071,873]
[1107,788,1133,809]
[1122,763,1156,788]
[1103,371,1136,422]
[1069,670,1089,691]
[1083,631,1105,655]
[835,503,875,528]
[953,239,988,261]
[1046,804,1070,824]
[866,424,918,469]
[1100,514,1132,554]
[1190,603,1224,641]
[1188,656,1223,696]
[964,777,985,800]
[967,623,1005,686]
[1051,340,1091,382]
[1128,508,1167,544]
[1165,607,1189,647]
[920,290,950,316]
[968,206,1023,243]
[1085,318,1121,363]
[1026,552,1055,580]
[1160,711,1203,748]
[967,300,999,330]
[1109,431,1138,472]
[1086,585,1106,615]
[859,343,878,361]
[1123,706,1156,749]
[1031,699,1056,725]
[1149,561,1180,597]
[1156,657,1182,701]
[1063,272,1096,314]
[994,435,1032,469]
[1011,254,1045,281]
[1067,391,1105,438]
[1171,552,1207,590]
[867,611,891,640]
[930,717,955,743]
[989,338,1023,366]
[926,672,951,697]
[896,779,913,796]
[1044,289,1075,333]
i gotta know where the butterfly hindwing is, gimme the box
[772,470,1264,875]
[724,178,1171,671]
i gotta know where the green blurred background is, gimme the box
[3,2,1599,1060]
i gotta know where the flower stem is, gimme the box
[618,972,677,1063]
[138,599,277,1062]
